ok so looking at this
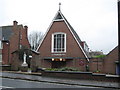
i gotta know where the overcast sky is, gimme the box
[0,0,118,54]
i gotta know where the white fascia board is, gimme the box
[36,11,62,51]
[59,12,89,61]
[64,20,89,61]
[36,20,54,51]
[36,11,89,62]
[53,19,64,22]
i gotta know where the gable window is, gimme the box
[52,32,66,53]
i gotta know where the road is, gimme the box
[1,77,104,89]
[1,72,119,89]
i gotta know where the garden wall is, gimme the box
[38,70,120,83]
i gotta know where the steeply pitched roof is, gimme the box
[37,10,89,61]
[61,13,82,43]
[54,12,63,20]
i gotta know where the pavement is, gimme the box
[1,71,120,89]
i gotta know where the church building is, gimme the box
[36,5,90,71]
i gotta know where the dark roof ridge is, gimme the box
[55,11,82,43]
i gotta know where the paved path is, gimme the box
[1,71,120,89]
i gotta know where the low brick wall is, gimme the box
[1,65,11,71]
[40,70,120,82]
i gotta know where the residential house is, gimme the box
[0,21,30,66]
[89,51,104,57]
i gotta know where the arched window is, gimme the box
[52,32,66,53]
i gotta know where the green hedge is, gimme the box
[45,67,80,71]
[93,55,106,58]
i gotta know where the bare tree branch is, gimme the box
[28,31,43,51]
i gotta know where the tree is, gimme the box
[28,31,43,51]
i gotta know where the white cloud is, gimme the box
[0,0,118,54]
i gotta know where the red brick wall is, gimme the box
[39,21,85,57]
[2,21,30,65]
[2,42,10,64]
[9,24,20,63]
[11,52,22,71]
[103,46,118,74]
[38,21,87,70]
[20,26,30,48]
[89,58,103,73]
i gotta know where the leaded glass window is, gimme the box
[52,33,66,52]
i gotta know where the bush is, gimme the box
[59,67,78,71]
[93,55,106,58]
[94,70,100,73]
[45,68,58,71]
[45,67,79,71]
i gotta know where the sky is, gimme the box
[0,0,118,54]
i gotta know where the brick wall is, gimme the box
[2,42,9,64]
[2,21,30,65]
[103,46,118,74]
[37,21,88,70]
[41,70,120,82]
[89,58,104,73]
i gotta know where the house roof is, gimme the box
[0,26,13,41]
[0,25,23,41]
[37,9,89,61]
[12,49,40,55]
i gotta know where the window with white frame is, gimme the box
[0,40,2,49]
[52,33,66,52]
[0,54,2,63]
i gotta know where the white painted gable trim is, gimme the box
[36,11,89,61]
[65,21,89,61]
[62,20,89,61]
[53,19,64,22]
[58,11,89,61]
[36,11,64,51]
[36,21,53,51]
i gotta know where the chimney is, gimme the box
[24,26,28,35]
[24,26,28,30]
[13,20,18,26]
